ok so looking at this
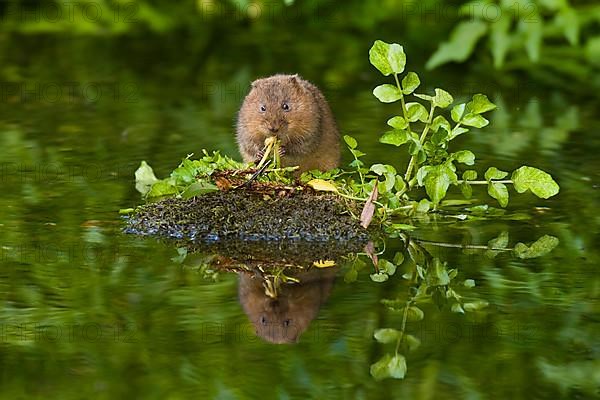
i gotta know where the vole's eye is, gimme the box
[282,102,290,111]
[259,105,266,113]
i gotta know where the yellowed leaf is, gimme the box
[307,179,338,193]
[313,259,336,268]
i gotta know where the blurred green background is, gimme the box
[0,0,599,399]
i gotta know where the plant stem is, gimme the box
[404,105,436,185]
[457,180,513,185]
[395,298,413,354]
[414,238,513,251]
[393,74,413,138]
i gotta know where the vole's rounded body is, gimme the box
[236,74,340,173]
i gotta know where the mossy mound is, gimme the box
[124,190,369,242]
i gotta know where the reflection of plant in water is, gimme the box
[478,95,580,157]
[348,230,559,380]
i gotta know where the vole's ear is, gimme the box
[289,74,301,86]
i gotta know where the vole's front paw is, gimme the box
[278,146,286,157]
[255,149,265,163]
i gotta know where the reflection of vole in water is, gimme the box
[238,268,337,344]
[236,74,340,173]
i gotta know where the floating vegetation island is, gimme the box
[124,190,369,242]
[122,154,370,244]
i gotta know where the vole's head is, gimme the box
[239,74,319,143]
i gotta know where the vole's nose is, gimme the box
[268,125,279,133]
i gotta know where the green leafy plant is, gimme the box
[426,0,598,67]
[341,40,559,214]
[425,0,600,90]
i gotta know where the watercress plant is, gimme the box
[342,40,559,213]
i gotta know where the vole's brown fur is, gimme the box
[236,74,340,173]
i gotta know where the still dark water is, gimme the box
[0,32,599,399]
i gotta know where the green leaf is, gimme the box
[370,163,395,175]
[453,150,475,165]
[426,21,488,69]
[485,167,508,181]
[449,126,469,140]
[427,258,450,286]
[135,161,159,196]
[406,306,424,321]
[387,116,408,129]
[451,303,465,314]
[370,353,407,380]
[378,259,397,276]
[415,88,453,109]
[172,159,198,184]
[350,149,366,158]
[521,17,542,62]
[430,130,448,146]
[431,115,451,133]
[394,176,407,192]
[384,173,396,192]
[584,36,600,67]
[370,354,392,380]
[488,231,509,249]
[462,170,477,180]
[488,182,509,207]
[433,88,454,108]
[416,198,431,213]
[467,94,497,114]
[404,334,421,352]
[387,44,407,74]
[373,84,402,103]
[420,164,458,205]
[343,135,357,149]
[374,328,400,344]
[556,8,579,45]
[490,14,511,68]
[511,166,560,198]
[461,113,489,128]
[147,180,177,198]
[380,130,410,146]
[387,354,407,379]
[401,72,420,94]
[370,272,389,282]
[463,300,489,312]
[460,182,472,199]
[451,103,466,122]
[181,181,219,199]
[405,102,429,122]
[514,235,559,259]
[393,251,405,265]
[369,40,406,76]
[464,279,476,288]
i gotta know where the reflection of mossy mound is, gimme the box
[181,238,367,269]
[124,190,369,242]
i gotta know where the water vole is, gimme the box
[236,74,340,173]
